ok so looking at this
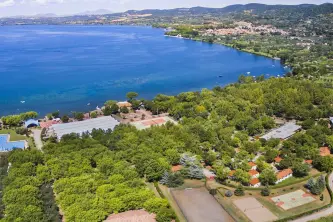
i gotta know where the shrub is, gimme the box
[225,190,233,197]
[209,189,217,196]
[16,128,28,135]
[234,186,245,196]
[261,186,271,196]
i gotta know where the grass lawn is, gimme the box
[0,129,26,141]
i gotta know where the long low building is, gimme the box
[50,116,119,140]
[260,122,301,140]
[130,116,177,130]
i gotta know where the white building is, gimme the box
[275,169,293,184]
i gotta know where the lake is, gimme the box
[0,25,286,116]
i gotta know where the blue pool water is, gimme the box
[0,135,25,151]
[0,25,287,116]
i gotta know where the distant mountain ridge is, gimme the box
[117,3,332,17]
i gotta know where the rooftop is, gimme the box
[229,170,236,177]
[250,178,260,185]
[320,147,331,157]
[171,165,182,172]
[248,162,257,167]
[117,101,132,108]
[248,170,259,176]
[304,159,313,164]
[274,156,283,163]
[50,116,119,140]
[260,122,301,140]
[277,169,293,180]
[203,168,216,178]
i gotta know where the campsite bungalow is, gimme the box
[274,156,283,164]
[248,162,257,170]
[276,169,293,184]
[248,170,260,179]
[249,178,261,188]
[320,147,331,157]
[228,170,236,180]
[171,165,182,173]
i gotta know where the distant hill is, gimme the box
[76,9,114,15]
[119,3,332,17]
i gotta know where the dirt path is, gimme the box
[32,129,43,151]
[292,173,333,222]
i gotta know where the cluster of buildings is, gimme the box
[202,21,288,37]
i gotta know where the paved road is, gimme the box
[32,129,43,151]
[292,173,333,222]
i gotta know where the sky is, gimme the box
[0,0,331,17]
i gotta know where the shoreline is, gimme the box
[0,25,289,117]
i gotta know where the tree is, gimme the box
[74,112,84,121]
[61,115,69,123]
[90,111,98,118]
[234,169,251,185]
[259,169,277,185]
[165,149,180,165]
[302,119,315,130]
[313,156,333,172]
[265,149,279,163]
[20,111,38,121]
[126,92,138,101]
[104,100,117,107]
[234,186,245,196]
[216,167,230,182]
[261,186,271,196]
[292,163,310,177]
[120,107,129,114]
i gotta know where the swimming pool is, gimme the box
[0,134,25,151]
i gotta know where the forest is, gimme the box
[2,78,333,221]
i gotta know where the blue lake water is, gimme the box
[0,25,286,116]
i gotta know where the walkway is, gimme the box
[292,173,333,222]
[32,129,43,151]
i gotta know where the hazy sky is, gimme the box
[0,0,331,17]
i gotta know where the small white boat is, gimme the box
[87,103,90,106]
[96,106,100,110]
[247,72,251,75]
[20,101,25,104]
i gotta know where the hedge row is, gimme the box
[221,172,325,191]
[154,182,165,199]
[274,173,333,222]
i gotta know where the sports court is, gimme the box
[0,134,26,152]
[233,197,278,222]
[271,190,315,210]
[172,187,234,222]
[130,116,177,130]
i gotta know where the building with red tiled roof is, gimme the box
[248,162,257,170]
[248,170,259,178]
[171,165,182,172]
[274,156,282,163]
[104,210,156,222]
[320,147,331,157]
[228,170,236,179]
[276,169,293,184]
[304,160,313,165]
[249,178,261,188]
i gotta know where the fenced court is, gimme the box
[0,134,26,152]
[171,187,234,222]
[233,197,278,222]
[271,190,315,210]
